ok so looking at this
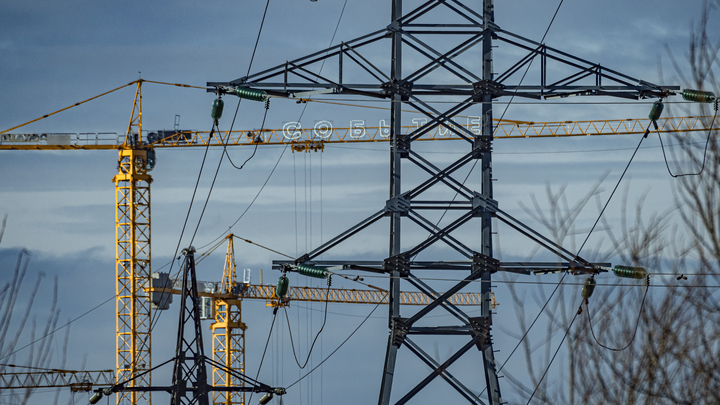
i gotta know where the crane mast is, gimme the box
[211,236,246,405]
[112,81,153,405]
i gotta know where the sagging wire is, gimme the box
[523,110,657,403]
[584,275,651,352]
[150,0,273,340]
[287,297,384,389]
[225,98,270,170]
[658,99,718,177]
[195,144,290,252]
[185,0,276,248]
[199,0,346,252]
[525,267,651,402]
[283,276,332,369]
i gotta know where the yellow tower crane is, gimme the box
[2,80,717,405]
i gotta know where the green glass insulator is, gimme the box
[211,98,224,120]
[648,101,664,121]
[613,265,647,279]
[682,89,716,103]
[234,87,268,102]
[581,277,596,300]
[275,275,289,298]
[297,264,329,279]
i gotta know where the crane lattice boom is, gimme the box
[0,370,115,391]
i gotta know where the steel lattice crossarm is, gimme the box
[0,370,115,391]
[271,260,612,276]
[206,9,678,100]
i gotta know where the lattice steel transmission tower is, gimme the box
[210,1,675,403]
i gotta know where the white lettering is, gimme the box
[283,122,303,140]
[349,120,366,139]
[467,116,482,135]
[412,118,428,128]
[379,120,391,138]
[313,120,333,140]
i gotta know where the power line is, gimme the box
[283,282,331,369]
[200,0,350,252]
[525,307,580,404]
[325,138,713,156]
[586,276,650,351]
[300,97,698,105]
[658,102,718,177]
[0,295,115,362]
[149,0,274,350]
[478,273,569,398]
[287,298,383,389]
[344,273,714,288]
[247,311,277,405]
[196,143,290,252]
[575,122,651,257]
[521,119,656,403]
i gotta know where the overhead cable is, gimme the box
[658,100,718,177]
[586,276,650,351]
[247,311,277,405]
[283,282,331,369]
[287,298,383,389]
[525,306,580,404]
[0,294,115,362]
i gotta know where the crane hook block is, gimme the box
[682,89,716,103]
[234,87,268,102]
[276,275,289,298]
[613,265,647,279]
[211,98,224,120]
[648,101,664,121]
[581,277,596,300]
[297,264,329,279]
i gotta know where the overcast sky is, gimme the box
[0,1,717,404]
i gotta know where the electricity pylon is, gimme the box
[209,1,677,404]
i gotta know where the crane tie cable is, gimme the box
[232,235,295,259]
